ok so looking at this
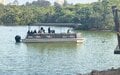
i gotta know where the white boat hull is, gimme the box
[22,38,84,43]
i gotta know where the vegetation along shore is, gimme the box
[0,0,119,30]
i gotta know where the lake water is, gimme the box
[0,26,120,75]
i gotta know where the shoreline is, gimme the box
[0,25,114,32]
[80,67,120,75]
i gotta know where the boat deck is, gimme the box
[22,33,84,43]
[26,33,82,39]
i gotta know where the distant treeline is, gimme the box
[0,0,119,30]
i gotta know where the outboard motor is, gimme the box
[15,35,21,43]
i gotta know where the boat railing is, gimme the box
[26,33,80,39]
[76,33,82,38]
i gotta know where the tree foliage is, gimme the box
[0,0,119,30]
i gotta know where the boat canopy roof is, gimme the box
[28,23,82,27]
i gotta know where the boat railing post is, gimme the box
[112,6,120,49]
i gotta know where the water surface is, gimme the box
[0,26,119,75]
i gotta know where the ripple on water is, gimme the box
[0,26,119,75]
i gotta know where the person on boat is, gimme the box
[41,27,43,30]
[52,30,55,33]
[43,29,45,33]
[30,30,34,35]
[67,29,70,33]
[38,30,41,33]
[48,27,51,33]
[40,27,45,33]
[34,29,37,33]
[27,30,30,35]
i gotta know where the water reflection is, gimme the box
[24,43,83,75]
[26,43,82,53]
